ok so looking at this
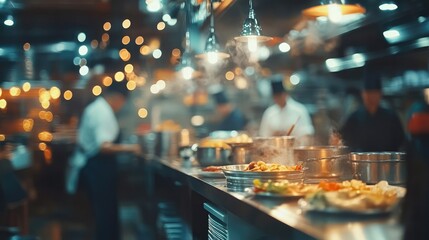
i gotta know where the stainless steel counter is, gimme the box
[151,158,403,240]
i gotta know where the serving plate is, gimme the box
[298,185,406,215]
[297,198,400,215]
[245,188,307,198]
[195,169,225,178]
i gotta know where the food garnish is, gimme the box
[252,179,318,196]
[202,166,223,172]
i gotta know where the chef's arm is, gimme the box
[99,142,141,155]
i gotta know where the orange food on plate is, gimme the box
[318,181,342,191]
[202,166,223,172]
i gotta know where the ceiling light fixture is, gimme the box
[196,0,230,64]
[4,14,14,26]
[177,0,196,80]
[234,0,272,51]
[302,0,366,22]
[379,1,398,11]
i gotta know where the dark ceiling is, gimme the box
[1,0,429,83]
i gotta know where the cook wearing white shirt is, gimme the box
[67,80,140,240]
[78,96,119,157]
[259,74,314,145]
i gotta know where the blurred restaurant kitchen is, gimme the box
[1,0,429,239]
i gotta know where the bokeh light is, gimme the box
[135,36,144,45]
[22,82,31,92]
[127,80,137,91]
[114,71,125,82]
[157,22,166,31]
[172,48,181,57]
[122,36,131,45]
[140,45,151,55]
[50,86,61,99]
[92,85,102,96]
[138,108,148,118]
[23,119,34,132]
[124,64,134,74]
[9,87,21,97]
[103,76,113,86]
[23,43,31,51]
[63,90,73,100]
[103,22,111,31]
[122,19,131,29]
[225,71,235,81]
[0,99,7,109]
[152,49,162,59]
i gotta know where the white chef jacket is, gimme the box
[77,96,119,158]
[259,97,314,138]
[66,96,119,194]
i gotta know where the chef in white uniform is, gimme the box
[259,74,314,145]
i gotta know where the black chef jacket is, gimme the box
[217,108,248,131]
[339,106,405,152]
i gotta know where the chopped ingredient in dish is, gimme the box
[244,161,301,172]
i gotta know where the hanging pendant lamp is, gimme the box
[302,0,366,20]
[177,0,196,80]
[234,0,272,43]
[196,0,230,64]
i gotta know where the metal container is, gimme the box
[138,132,157,159]
[196,147,231,167]
[349,152,406,185]
[228,142,253,164]
[294,146,350,182]
[154,131,180,158]
[251,136,295,165]
[222,164,304,192]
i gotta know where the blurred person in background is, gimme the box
[259,74,314,145]
[211,89,249,132]
[67,80,141,240]
[335,72,405,152]
[0,144,28,235]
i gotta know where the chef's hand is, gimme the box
[129,144,142,156]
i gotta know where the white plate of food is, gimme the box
[298,180,406,215]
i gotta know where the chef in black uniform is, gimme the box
[338,73,405,152]
[212,90,248,131]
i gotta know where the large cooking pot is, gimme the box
[139,129,194,159]
[349,152,406,185]
[138,132,157,159]
[154,131,179,158]
[196,147,231,167]
[228,142,253,164]
[294,146,350,182]
[251,136,295,165]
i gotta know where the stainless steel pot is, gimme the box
[154,131,179,158]
[196,147,231,167]
[350,152,406,185]
[138,132,157,159]
[294,146,351,182]
[228,142,253,164]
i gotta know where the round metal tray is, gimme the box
[221,164,305,192]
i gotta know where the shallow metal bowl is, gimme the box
[221,164,305,192]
